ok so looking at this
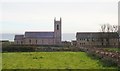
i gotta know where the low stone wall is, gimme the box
[78,47,120,67]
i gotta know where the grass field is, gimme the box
[2,52,117,69]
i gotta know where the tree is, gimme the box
[100,24,118,32]
[101,24,106,32]
[100,24,118,47]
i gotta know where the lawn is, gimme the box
[2,52,116,69]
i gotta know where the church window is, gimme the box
[42,40,43,44]
[57,25,59,30]
[29,39,31,44]
[36,40,37,44]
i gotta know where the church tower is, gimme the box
[54,17,62,45]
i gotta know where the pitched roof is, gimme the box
[14,35,24,40]
[25,32,54,38]
[76,32,118,39]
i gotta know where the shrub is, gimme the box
[101,58,118,67]
[2,45,36,52]
[87,51,119,68]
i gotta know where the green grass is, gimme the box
[0,53,2,70]
[104,48,120,52]
[2,52,116,69]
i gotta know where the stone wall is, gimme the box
[77,38,118,47]
[78,47,120,67]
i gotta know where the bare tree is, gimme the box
[112,25,118,32]
[106,24,112,32]
[100,24,118,47]
[100,24,118,32]
[101,24,106,32]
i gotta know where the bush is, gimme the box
[87,51,119,68]
[2,45,36,52]
[101,58,118,67]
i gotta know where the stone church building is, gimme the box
[14,18,62,45]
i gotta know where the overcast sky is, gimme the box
[0,0,119,34]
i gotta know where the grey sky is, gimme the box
[0,0,119,34]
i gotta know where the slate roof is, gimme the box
[76,32,119,39]
[25,32,54,38]
[14,35,24,40]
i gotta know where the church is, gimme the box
[14,18,62,45]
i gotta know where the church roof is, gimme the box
[14,35,24,40]
[25,32,54,38]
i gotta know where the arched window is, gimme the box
[36,40,37,44]
[29,39,31,44]
[21,41,23,44]
[57,25,59,30]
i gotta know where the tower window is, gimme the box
[57,25,59,30]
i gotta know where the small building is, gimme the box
[76,32,119,47]
[14,18,62,45]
